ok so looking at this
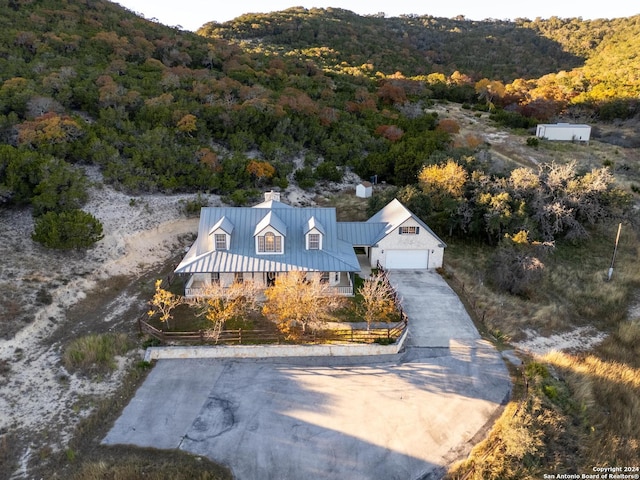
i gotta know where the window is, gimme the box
[399,226,419,235]
[215,234,227,250]
[320,272,330,284]
[258,232,282,253]
[211,273,220,284]
[234,272,243,284]
[308,233,320,250]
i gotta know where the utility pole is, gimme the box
[607,223,622,281]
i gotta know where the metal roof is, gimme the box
[304,216,326,235]
[208,215,234,235]
[254,211,287,236]
[175,198,446,275]
[175,205,361,274]
[252,199,292,209]
[336,222,386,246]
[367,198,447,246]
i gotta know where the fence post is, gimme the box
[199,330,204,343]
[239,328,242,344]
[137,315,142,335]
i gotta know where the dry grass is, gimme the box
[314,190,372,221]
[62,333,132,375]
[445,221,640,477]
[447,361,582,479]
[67,448,231,480]
[445,222,640,340]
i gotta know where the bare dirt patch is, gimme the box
[0,173,211,478]
[430,103,640,187]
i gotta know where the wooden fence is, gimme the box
[142,263,409,346]
[138,316,407,346]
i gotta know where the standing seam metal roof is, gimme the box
[175,206,362,274]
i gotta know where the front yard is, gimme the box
[142,274,404,345]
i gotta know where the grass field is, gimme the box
[444,220,640,478]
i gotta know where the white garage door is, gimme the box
[385,250,428,269]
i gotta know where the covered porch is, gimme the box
[183,270,356,299]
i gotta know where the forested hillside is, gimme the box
[203,9,640,116]
[0,0,639,249]
[201,8,585,81]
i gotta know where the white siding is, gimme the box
[370,218,444,270]
[536,124,591,142]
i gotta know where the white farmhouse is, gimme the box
[175,195,446,298]
[536,123,591,142]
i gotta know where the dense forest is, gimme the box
[0,0,638,248]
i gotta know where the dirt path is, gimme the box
[0,179,204,478]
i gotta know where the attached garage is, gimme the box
[385,250,428,269]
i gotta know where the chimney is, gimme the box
[264,191,280,202]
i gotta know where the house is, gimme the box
[355,181,373,198]
[536,123,591,142]
[175,193,446,298]
[338,199,446,270]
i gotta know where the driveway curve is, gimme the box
[104,270,511,480]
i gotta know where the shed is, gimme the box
[536,123,591,142]
[356,181,373,198]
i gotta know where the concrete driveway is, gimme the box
[104,270,511,480]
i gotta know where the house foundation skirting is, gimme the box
[144,328,408,362]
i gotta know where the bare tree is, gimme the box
[195,280,260,342]
[357,272,398,330]
[147,279,183,329]
[262,271,344,336]
[487,231,553,297]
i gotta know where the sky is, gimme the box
[114,0,640,32]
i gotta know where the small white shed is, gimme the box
[356,181,373,198]
[536,123,591,142]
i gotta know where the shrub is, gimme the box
[32,209,104,249]
[315,161,342,182]
[487,233,550,297]
[526,137,539,148]
[182,192,208,216]
[490,110,537,129]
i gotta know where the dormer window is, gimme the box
[304,216,325,251]
[308,233,320,250]
[255,211,286,255]
[215,234,227,251]
[209,215,234,252]
[258,232,282,253]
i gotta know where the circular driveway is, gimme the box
[104,271,511,480]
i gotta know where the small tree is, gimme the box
[262,271,344,336]
[147,279,183,330]
[357,273,398,331]
[487,231,553,297]
[32,209,103,249]
[196,280,259,342]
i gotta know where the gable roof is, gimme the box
[175,205,361,274]
[254,211,287,236]
[208,215,234,235]
[367,198,447,246]
[304,216,326,235]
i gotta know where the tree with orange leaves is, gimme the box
[246,160,276,186]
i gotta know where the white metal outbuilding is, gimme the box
[536,123,591,142]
